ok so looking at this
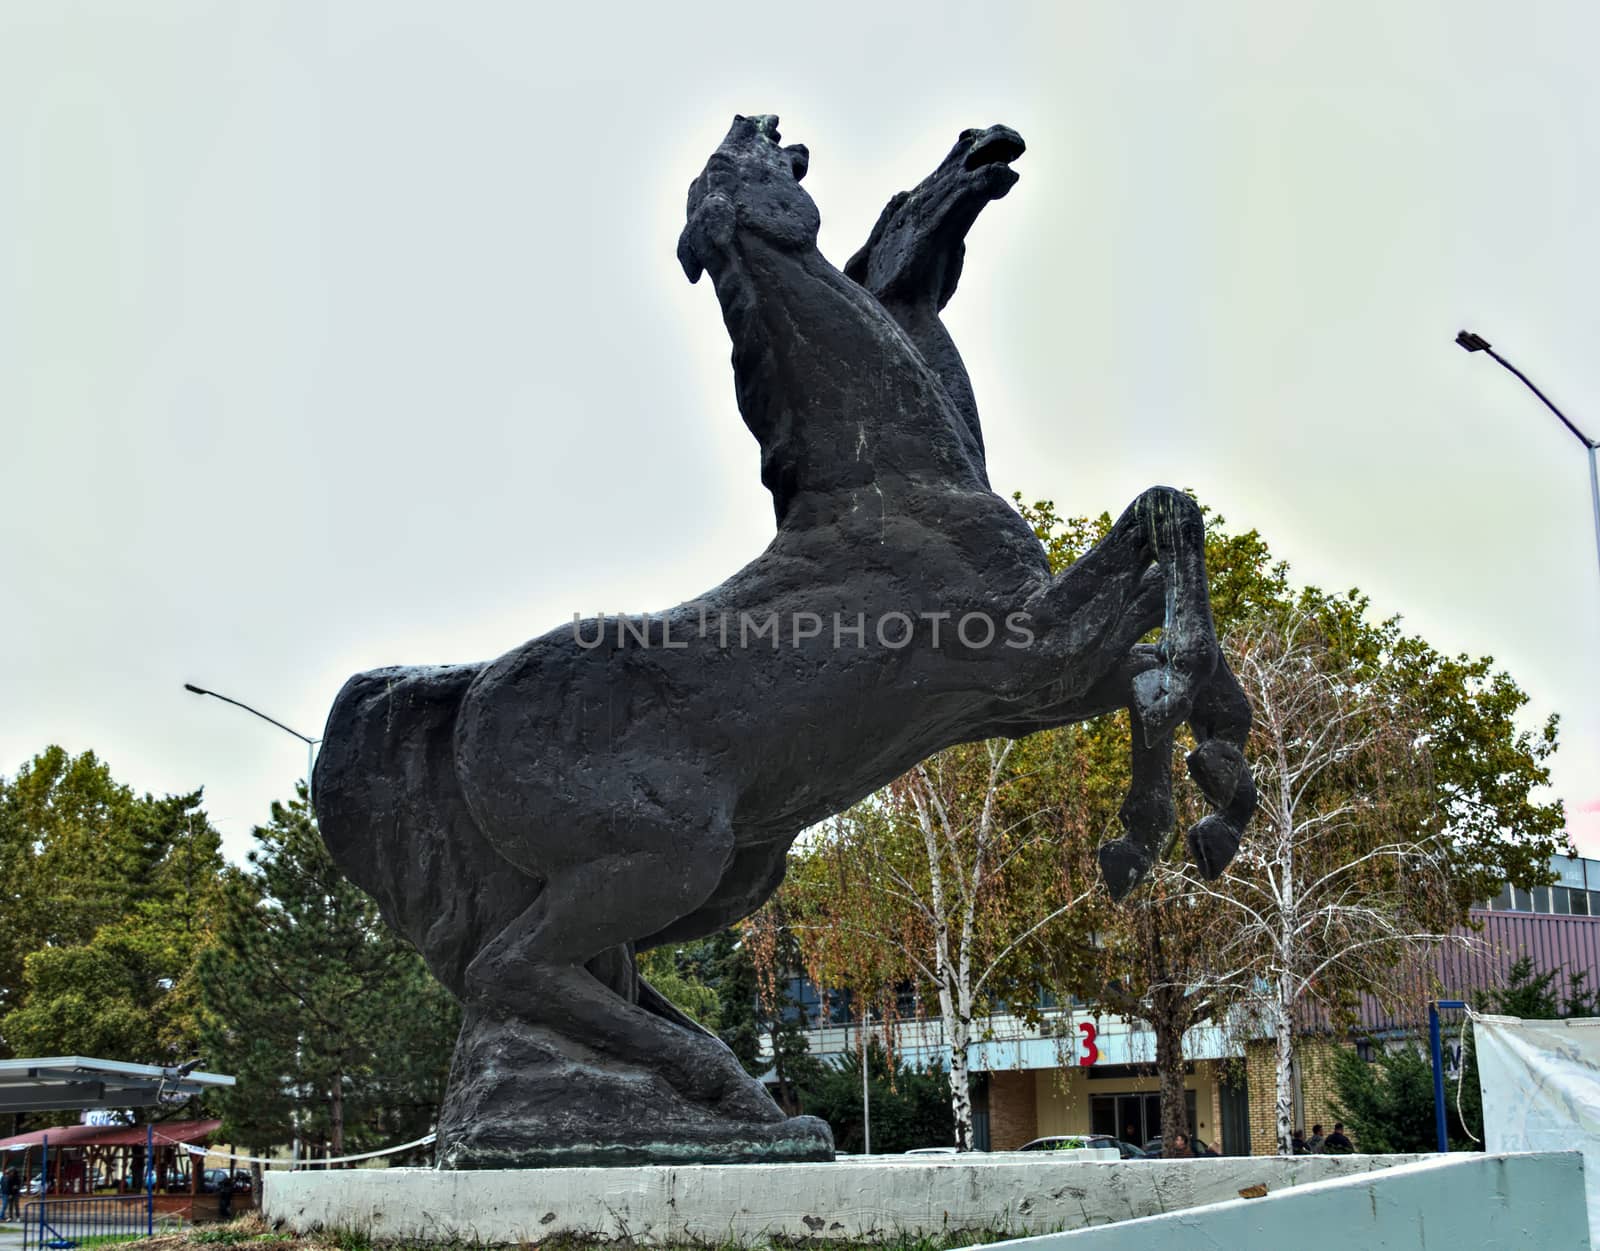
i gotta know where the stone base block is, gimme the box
[263,1152,1433,1244]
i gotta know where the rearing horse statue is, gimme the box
[314,114,1256,1168]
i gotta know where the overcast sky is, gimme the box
[2,1,1596,863]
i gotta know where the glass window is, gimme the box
[1534,887,1554,913]
[1513,888,1534,912]
[1591,890,1600,917]
[1491,884,1514,911]
[1554,855,1588,889]
[1571,891,1590,916]
[1552,886,1572,915]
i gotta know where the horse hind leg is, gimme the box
[461,819,778,1123]
[1089,643,1253,899]
[1098,700,1177,903]
[1183,654,1256,880]
[1127,487,1222,743]
[1026,486,1219,745]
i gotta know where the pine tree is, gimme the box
[197,786,458,1161]
[0,751,225,1071]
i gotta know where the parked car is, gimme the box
[1017,1135,1147,1159]
[902,1146,959,1156]
[198,1168,252,1193]
[1141,1135,1217,1157]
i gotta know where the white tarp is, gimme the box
[1474,1012,1600,1246]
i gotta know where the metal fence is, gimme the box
[22,1131,154,1251]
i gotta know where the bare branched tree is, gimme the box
[1182,612,1467,1153]
[783,735,1102,1151]
[1094,850,1255,1154]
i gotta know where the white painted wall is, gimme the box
[984,1153,1589,1251]
[265,1152,1432,1244]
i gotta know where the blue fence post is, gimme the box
[1429,999,1469,1152]
[38,1134,47,1249]
[145,1123,154,1235]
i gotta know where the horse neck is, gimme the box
[711,236,986,526]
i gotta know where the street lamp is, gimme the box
[183,683,321,799]
[1455,329,1600,588]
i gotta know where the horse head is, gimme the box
[846,125,1024,311]
[678,114,816,283]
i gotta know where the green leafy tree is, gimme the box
[740,906,827,1114]
[1014,496,1566,907]
[1329,1044,1440,1153]
[1015,497,1566,1153]
[0,750,225,1074]
[638,946,723,1031]
[196,787,458,1162]
[1331,957,1598,1154]
[796,1041,954,1154]
[0,748,154,1032]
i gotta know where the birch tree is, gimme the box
[1188,614,1465,1154]
[1093,854,1253,1153]
[782,733,1104,1151]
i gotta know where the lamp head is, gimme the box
[1456,330,1492,353]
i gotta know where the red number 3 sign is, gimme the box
[1078,1021,1099,1067]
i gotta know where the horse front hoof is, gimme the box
[1187,814,1241,880]
[1098,838,1154,902]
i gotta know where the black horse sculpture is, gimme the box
[314,115,1255,1168]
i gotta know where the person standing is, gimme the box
[0,1163,20,1220]
[1168,1131,1197,1158]
[1323,1123,1354,1154]
[1306,1123,1326,1153]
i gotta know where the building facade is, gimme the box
[775,854,1600,1155]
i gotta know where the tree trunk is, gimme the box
[948,1018,974,1151]
[1154,997,1190,1156]
[1273,980,1295,1154]
[768,1019,797,1114]
[330,1068,345,1167]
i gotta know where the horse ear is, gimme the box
[842,244,869,285]
[678,192,736,284]
[677,228,704,283]
[784,144,809,182]
[845,190,910,286]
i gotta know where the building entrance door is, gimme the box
[1091,1089,1198,1150]
[1219,1068,1251,1156]
[1091,1092,1162,1145]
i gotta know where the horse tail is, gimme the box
[314,663,542,999]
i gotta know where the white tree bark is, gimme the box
[1273,978,1296,1155]
[1171,613,1469,1155]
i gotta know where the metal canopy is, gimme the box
[0,1056,234,1113]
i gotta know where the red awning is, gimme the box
[100,1120,220,1148]
[0,1119,220,1152]
[0,1124,104,1151]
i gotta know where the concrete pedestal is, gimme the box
[263,1152,1430,1244]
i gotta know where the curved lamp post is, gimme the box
[183,682,321,799]
[1456,330,1600,589]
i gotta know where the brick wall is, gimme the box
[1244,1035,1346,1155]
[987,1069,1038,1150]
[1296,1036,1342,1144]
[1245,1040,1277,1154]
